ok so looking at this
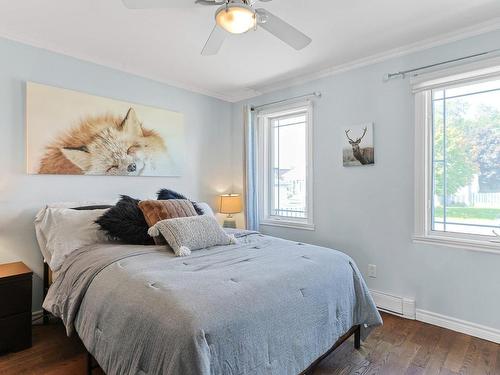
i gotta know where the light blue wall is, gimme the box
[232,29,500,330]
[0,37,234,311]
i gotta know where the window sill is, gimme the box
[412,234,500,255]
[260,220,315,231]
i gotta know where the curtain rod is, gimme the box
[384,48,500,81]
[251,92,321,111]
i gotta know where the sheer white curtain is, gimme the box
[243,105,259,231]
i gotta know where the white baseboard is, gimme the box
[416,309,500,344]
[369,289,500,344]
[32,310,43,324]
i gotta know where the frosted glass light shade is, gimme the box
[216,4,256,34]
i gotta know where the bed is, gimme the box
[40,226,382,375]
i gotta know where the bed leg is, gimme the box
[42,309,49,325]
[43,263,50,325]
[354,325,361,350]
[87,352,93,375]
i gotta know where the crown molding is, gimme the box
[244,17,500,100]
[0,30,235,103]
[1,16,500,104]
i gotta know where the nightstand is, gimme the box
[0,262,33,353]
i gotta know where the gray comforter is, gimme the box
[43,231,382,375]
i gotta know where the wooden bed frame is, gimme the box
[300,325,360,375]
[43,263,361,375]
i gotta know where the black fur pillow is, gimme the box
[72,205,113,210]
[157,189,204,215]
[96,195,154,245]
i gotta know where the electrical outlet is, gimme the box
[368,264,377,278]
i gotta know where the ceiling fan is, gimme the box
[122,0,312,55]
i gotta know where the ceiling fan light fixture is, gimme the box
[215,3,256,34]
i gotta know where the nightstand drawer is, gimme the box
[0,277,32,317]
[0,311,32,352]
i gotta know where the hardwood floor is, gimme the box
[315,313,499,375]
[0,313,498,375]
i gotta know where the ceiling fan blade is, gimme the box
[201,25,226,56]
[195,0,225,5]
[256,9,311,50]
[122,0,195,9]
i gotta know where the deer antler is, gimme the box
[356,126,368,143]
[345,129,355,142]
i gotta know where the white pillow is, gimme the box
[35,201,115,265]
[197,202,215,217]
[36,207,109,271]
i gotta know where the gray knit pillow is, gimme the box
[148,215,237,257]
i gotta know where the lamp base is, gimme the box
[223,218,237,229]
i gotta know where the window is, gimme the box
[414,61,500,252]
[257,101,314,230]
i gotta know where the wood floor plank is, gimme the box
[404,364,425,375]
[459,338,480,375]
[470,337,498,375]
[0,313,498,375]
[423,326,455,375]
[437,368,458,375]
[359,339,392,375]
[496,346,500,374]
[442,331,472,373]
[379,337,420,374]
[410,324,442,368]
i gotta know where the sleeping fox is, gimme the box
[38,108,166,175]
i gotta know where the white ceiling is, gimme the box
[1,0,500,102]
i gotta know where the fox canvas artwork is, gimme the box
[26,82,184,176]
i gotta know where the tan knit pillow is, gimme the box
[148,215,237,257]
[138,199,198,244]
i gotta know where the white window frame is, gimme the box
[413,58,500,254]
[256,100,314,231]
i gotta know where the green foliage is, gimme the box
[473,105,500,193]
[433,100,476,196]
[433,98,500,197]
[434,207,500,221]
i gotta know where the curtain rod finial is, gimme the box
[383,72,404,82]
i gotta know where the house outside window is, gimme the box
[256,101,314,230]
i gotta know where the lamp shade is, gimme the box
[219,194,242,214]
[215,3,256,34]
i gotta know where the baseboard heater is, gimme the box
[370,290,416,319]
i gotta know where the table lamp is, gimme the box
[219,194,242,229]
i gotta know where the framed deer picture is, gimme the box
[343,123,375,167]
